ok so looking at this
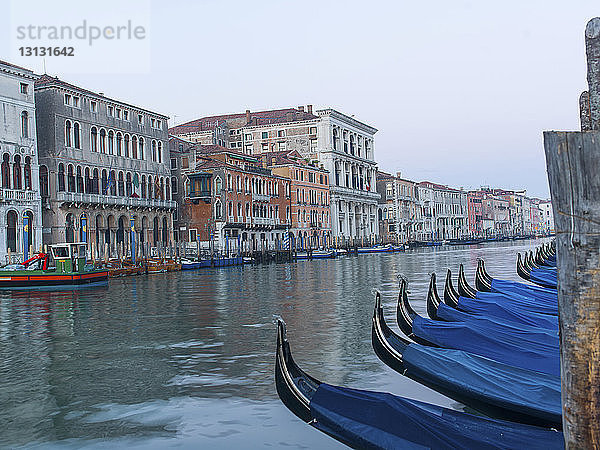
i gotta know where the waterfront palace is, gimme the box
[0,59,553,262]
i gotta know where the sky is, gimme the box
[2,0,598,198]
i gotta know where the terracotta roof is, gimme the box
[418,181,463,193]
[169,107,318,135]
[34,74,168,118]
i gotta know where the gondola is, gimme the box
[468,260,558,307]
[275,318,564,449]
[398,281,560,376]
[517,253,531,281]
[429,273,558,331]
[443,269,460,308]
[372,293,562,428]
[457,263,478,298]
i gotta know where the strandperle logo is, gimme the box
[9,0,151,74]
[15,20,147,46]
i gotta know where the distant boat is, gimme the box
[296,250,336,260]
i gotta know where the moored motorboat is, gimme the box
[275,319,563,449]
[295,249,336,260]
[0,242,108,288]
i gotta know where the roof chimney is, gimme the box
[298,106,305,112]
[307,104,313,114]
[396,171,402,179]
[245,109,251,124]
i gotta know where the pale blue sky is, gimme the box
[2,0,598,198]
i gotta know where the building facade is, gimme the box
[376,171,419,243]
[34,75,175,258]
[264,150,331,247]
[171,106,380,240]
[416,181,468,241]
[0,60,42,263]
[179,146,291,252]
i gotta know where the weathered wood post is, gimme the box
[543,17,600,448]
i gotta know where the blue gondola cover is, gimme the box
[402,344,561,423]
[310,384,563,449]
[412,315,560,376]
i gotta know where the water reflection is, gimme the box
[0,239,547,448]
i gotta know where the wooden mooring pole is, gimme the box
[543,17,600,448]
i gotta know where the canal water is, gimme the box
[0,239,549,449]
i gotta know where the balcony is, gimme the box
[0,188,36,203]
[189,189,211,200]
[56,191,176,209]
[252,192,271,202]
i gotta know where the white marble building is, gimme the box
[314,109,379,239]
[0,60,42,263]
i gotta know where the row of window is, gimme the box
[66,94,163,130]
[214,200,288,222]
[295,188,328,206]
[4,210,36,253]
[54,163,172,200]
[296,209,329,227]
[293,168,328,185]
[64,120,164,163]
[0,153,33,190]
[332,127,372,158]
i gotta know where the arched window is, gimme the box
[157,142,162,163]
[92,168,99,194]
[165,179,170,200]
[237,202,242,217]
[76,166,83,193]
[139,138,144,159]
[90,127,98,152]
[116,132,123,156]
[153,216,159,245]
[110,170,117,196]
[147,175,152,199]
[57,163,65,192]
[24,211,34,249]
[84,167,91,193]
[99,129,106,153]
[67,164,75,192]
[214,176,222,194]
[1,154,10,189]
[79,213,87,242]
[23,157,31,190]
[12,155,22,190]
[151,140,156,162]
[162,216,168,243]
[6,211,17,252]
[73,122,81,149]
[124,134,130,158]
[101,169,108,194]
[214,201,222,219]
[39,165,49,196]
[132,136,138,159]
[65,120,72,147]
[141,175,147,199]
[108,130,114,154]
[126,172,132,197]
[65,213,75,243]
[118,171,125,196]
[171,177,177,195]
[21,111,28,138]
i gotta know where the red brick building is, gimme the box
[179,145,291,252]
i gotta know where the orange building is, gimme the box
[180,145,291,252]
[263,150,331,248]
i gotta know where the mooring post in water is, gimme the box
[543,17,600,448]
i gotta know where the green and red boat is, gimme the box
[0,242,108,288]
